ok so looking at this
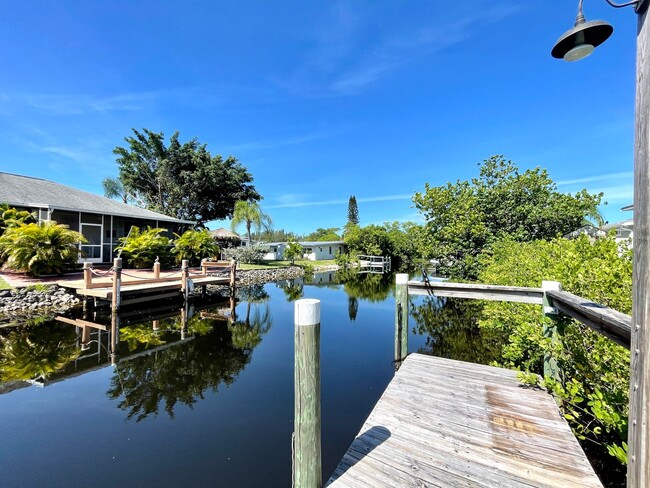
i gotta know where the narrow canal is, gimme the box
[0,271,500,487]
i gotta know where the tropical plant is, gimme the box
[0,203,36,235]
[230,200,272,244]
[283,239,303,265]
[113,128,261,225]
[412,155,603,279]
[116,226,171,268]
[0,221,86,276]
[172,229,220,265]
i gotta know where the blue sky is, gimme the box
[0,1,638,235]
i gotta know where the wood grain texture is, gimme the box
[628,7,650,487]
[545,290,631,349]
[407,281,543,304]
[327,354,602,487]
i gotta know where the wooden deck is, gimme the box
[327,354,603,487]
[58,275,231,300]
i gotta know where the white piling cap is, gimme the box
[396,273,409,284]
[295,298,321,326]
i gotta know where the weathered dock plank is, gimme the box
[327,354,602,488]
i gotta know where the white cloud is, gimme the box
[557,172,633,186]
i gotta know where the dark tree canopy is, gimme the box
[113,128,261,226]
[412,155,603,279]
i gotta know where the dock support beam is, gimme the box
[83,262,92,288]
[181,259,189,299]
[293,299,322,488]
[153,260,160,279]
[542,280,562,383]
[111,258,122,313]
[395,274,409,366]
[629,6,650,486]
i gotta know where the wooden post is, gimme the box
[394,274,409,366]
[628,5,650,486]
[181,259,189,299]
[202,258,208,276]
[110,312,120,366]
[111,258,122,313]
[542,281,562,383]
[293,299,322,488]
[81,325,91,351]
[153,260,160,279]
[83,262,92,289]
[230,258,237,290]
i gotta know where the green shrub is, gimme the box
[173,229,220,266]
[283,239,303,265]
[0,203,36,235]
[0,221,86,276]
[116,226,171,268]
[478,235,632,465]
[222,243,267,264]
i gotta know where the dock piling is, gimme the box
[542,280,562,382]
[83,262,92,289]
[111,258,122,312]
[293,298,322,488]
[395,273,409,366]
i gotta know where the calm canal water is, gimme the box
[0,271,498,488]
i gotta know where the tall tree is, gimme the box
[412,155,603,279]
[347,195,359,226]
[231,200,272,244]
[102,176,131,204]
[113,128,260,226]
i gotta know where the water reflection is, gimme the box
[0,318,80,383]
[107,320,252,421]
[410,296,503,364]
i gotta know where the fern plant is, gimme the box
[0,221,86,276]
[172,229,220,265]
[116,226,171,269]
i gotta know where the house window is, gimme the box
[329,247,332,254]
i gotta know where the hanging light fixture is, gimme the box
[551,0,613,61]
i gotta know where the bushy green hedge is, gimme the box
[479,235,631,465]
[172,229,219,266]
[0,221,86,276]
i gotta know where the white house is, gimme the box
[262,240,346,261]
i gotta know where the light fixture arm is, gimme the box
[603,0,649,13]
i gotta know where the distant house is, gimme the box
[602,219,634,244]
[263,240,346,261]
[0,172,194,264]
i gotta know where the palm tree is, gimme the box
[230,201,272,244]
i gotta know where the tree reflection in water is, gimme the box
[410,296,504,364]
[0,317,80,382]
[108,286,273,422]
[337,268,394,302]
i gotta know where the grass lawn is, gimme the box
[238,260,337,270]
[0,276,11,290]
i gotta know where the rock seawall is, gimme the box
[0,285,81,318]
[0,266,333,319]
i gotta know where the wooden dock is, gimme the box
[59,275,230,301]
[327,353,603,487]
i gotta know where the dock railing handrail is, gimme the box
[405,278,631,349]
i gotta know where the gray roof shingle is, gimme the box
[0,172,194,224]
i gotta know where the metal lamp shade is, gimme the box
[551,20,613,60]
